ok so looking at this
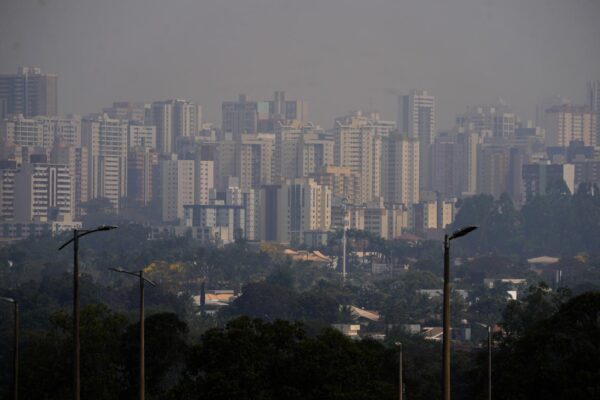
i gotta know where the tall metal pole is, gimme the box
[73,229,80,400]
[399,342,403,400]
[108,267,154,400]
[58,225,117,400]
[442,234,451,400]
[139,271,145,400]
[13,301,19,400]
[488,325,492,400]
[342,199,347,283]
[342,222,347,282]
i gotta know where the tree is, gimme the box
[493,292,600,399]
[121,313,189,399]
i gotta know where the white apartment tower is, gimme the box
[51,144,88,217]
[236,135,275,189]
[226,183,259,241]
[0,161,17,221]
[333,111,382,203]
[82,114,128,209]
[588,81,600,145]
[128,123,156,150]
[194,157,214,205]
[398,90,435,189]
[543,104,596,147]
[160,155,195,222]
[14,162,73,222]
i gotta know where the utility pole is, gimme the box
[442,234,451,400]
[109,268,156,400]
[488,324,492,400]
[396,341,403,400]
[59,225,118,400]
[1,297,18,400]
[139,270,146,400]
[442,226,478,400]
[73,231,80,400]
[341,198,348,282]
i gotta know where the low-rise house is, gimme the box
[331,324,361,338]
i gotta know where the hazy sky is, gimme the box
[1,0,599,129]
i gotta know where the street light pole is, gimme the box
[488,324,492,400]
[442,225,478,400]
[341,198,347,283]
[73,230,80,400]
[396,341,403,400]
[140,271,145,400]
[1,297,18,400]
[442,234,451,400]
[59,225,117,400]
[109,267,156,400]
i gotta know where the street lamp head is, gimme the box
[97,225,118,231]
[449,225,478,241]
[0,296,16,303]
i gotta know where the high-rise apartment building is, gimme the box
[269,91,308,123]
[522,163,575,202]
[273,121,333,181]
[543,104,596,147]
[127,147,159,206]
[149,99,201,154]
[310,166,362,205]
[82,114,128,209]
[381,132,419,206]
[259,178,331,244]
[222,94,270,138]
[0,67,58,119]
[103,102,149,123]
[237,135,275,189]
[194,157,214,205]
[215,140,237,190]
[431,131,480,198]
[1,115,43,149]
[150,101,173,154]
[588,81,600,145]
[14,162,73,222]
[398,90,435,189]
[0,161,17,221]
[160,154,195,222]
[51,143,88,217]
[226,182,259,241]
[456,103,516,139]
[477,145,510,199]
[223,92,307,138]
[128,123,157,150]
[1,114,81,151]
[333,111,382,203]
[172,99,202,144]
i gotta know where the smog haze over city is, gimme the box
[1,0,599,127]
[0,1,599,399]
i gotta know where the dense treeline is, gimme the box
[452,183,600,257]
[1,290,598,400]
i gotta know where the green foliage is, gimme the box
[176,317,396,400]
[228,281,339,325]
[453,188,600,257]
[121,313,189,398]
[501,283,571,338]
[493,292,600,399]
